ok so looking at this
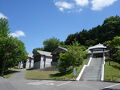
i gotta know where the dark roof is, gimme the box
[52,46,68,55]
[37,50,52,57]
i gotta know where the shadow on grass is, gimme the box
[111,64,120,70]
[26,68,34,70]
[50,69,73,78]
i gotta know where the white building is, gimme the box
[34,50,52,69]
[18,61,23,69]
[18,54,34,69]
[26,54,34,69]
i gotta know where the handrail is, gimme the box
[101,56,105,81]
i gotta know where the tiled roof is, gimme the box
[88,43,106,50]
[51,46,68,54]
[37,50,52,57]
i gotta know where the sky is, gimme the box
[0,0,120,53]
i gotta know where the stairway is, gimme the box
[80,58,103,81]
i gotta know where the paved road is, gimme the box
[1,79,120,90]
[0,70,120,90]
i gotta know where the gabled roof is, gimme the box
[37,50,52,57]
[88,43,107,50]
[52,46,68,55]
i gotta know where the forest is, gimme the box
[65,16,120,47]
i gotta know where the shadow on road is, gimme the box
[102,88,120,90]
[4,70,20,75]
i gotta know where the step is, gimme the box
[80,57,103,81]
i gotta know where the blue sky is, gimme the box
[0,0,120,53]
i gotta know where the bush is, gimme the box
[57,42,86,74]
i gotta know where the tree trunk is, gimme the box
[1,58,7,77]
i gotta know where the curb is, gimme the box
[26,78,76,81]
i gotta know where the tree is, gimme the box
[0,18,9,37]
[57,42,86,74]
[104,36,120,64]
[43,37,61,52]
[65,16,120,47]
[0,18,27,76]
[113,50,120,63]
[32,48,43,61]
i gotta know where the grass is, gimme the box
[25,59,89,80]
[25,70,58,80]
[104,61,120,82]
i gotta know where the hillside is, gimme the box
[65,16,120,46]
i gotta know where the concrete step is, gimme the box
[80,57,103,81]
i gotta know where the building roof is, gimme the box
[88,43,107,50]
[52,46,68,55]
[37,50,52,57]
[88,50,109,54]
[28,53,33,58]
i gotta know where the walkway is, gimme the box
[80,58,103,81]
[8,69,26,80]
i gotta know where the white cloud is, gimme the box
[75,0,89,6]
[10,31,26,38]
[55,1,74,11]
[54,0,118,13]
[91,0,118,11]
[0,13,7,19]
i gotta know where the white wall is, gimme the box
[18,61,23,69]
[26,59,34,69]
[40,56,44,69]
[45,58,52,68]
[34,56,52,69]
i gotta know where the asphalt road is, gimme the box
[0,78,120,90]
[0,70,120,90]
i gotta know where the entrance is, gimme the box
[93,53,103,58]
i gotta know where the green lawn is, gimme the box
[25,70,58,80]
[25,59,88,80]
[104,61,120,82]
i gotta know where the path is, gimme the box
[8,69,26,80]
[81,58,103,81]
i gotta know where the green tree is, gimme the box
[65,16,120,46]
[105,36,120,64]
[57,42,86,74]
[0,18,9,37]
[113,50,120,63]
[32,48,43,61]
[43,37,61,52]
[0,18,27,76]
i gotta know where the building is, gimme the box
[18,54,34,69]
[26,54,34,69]
[51,46,68,66]
[87,43,109,58]
[77,43,108,81]
[34,50,52,69]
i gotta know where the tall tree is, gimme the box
[43,37,61,52]
[0,18,9,37]
[104,36,120,64]
[65,16,120,46]
[0,18,27,76]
